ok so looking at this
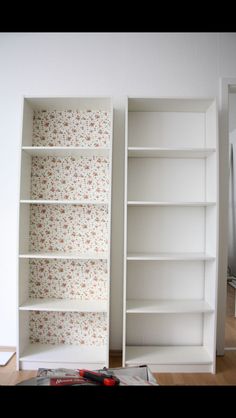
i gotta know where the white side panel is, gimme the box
[21,100,33,146]
[128,112,205,147]
[205,100,218,368]
[126,314,203,345]
[106,101,113,367]
[20,152,32,200]
[205,206,217,256]
[204,262,217,372]
[18,311,29,358]
[203,314,215,371]
[205,101,217,147]
[127,261,204,300]
[19,259,30,306]
[19,203,30,254]
[206,153,216,202]
[127,206,205,253]
[122,97,128,366]
[128,158,205,201]
[204,261,217,307]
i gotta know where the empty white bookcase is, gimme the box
[123,98,218,373]
[17,97,113,370]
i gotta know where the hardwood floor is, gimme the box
[1,349,236,385]
[156,351,236,385]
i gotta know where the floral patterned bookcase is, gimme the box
[18,98,112,370]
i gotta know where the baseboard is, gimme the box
[0,346,16,352]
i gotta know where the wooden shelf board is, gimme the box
[128,147,216,158]
[19,298,107,312]
[22,146,110,158]
[126,299,214,314]
[127,201,216,207]
[127,252,215,261]
[19,251,108,260]
[20,344,106,363]
[20,200,108,205]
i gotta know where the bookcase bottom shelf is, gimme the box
[19,344,107,371]
[125,346,214,373]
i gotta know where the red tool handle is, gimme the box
[79,369,119,386]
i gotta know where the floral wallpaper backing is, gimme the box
[30,204,108,253]
[29,311,107,346]
[29,259,108,300]
[32,110,111,147]
[28,109,111,347]
[31,156,109,201]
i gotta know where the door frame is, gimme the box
[217,78,236,355]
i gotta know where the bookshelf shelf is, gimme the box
[19,251,108,260]
[126,299,214,314]
[20,200,108,205]
[127,201,216,207]
[22,146,110,158]
[20,344,106,370]
[19,298,107,312]
[125,346,212,372]
[128,147,216,158]
[126,252,215,261]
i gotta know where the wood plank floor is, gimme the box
[1,349,236,385]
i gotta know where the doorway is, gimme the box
[226,90,236,349]
[217,79,236,355]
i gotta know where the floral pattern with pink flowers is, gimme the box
[30,204,108,253]
[31,156,109,201]
[32,110,111,147]
[25,109,112,349]
[29,311,107,346]
[29,259,108,300]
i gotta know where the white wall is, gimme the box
[0,32,236,349]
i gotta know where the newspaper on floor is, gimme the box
[17,365,158,385]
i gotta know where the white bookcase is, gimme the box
[17,97,113,370]
[123,98,218,373]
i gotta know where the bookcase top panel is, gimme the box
[128,97,215,112]
[25,97,112,111]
